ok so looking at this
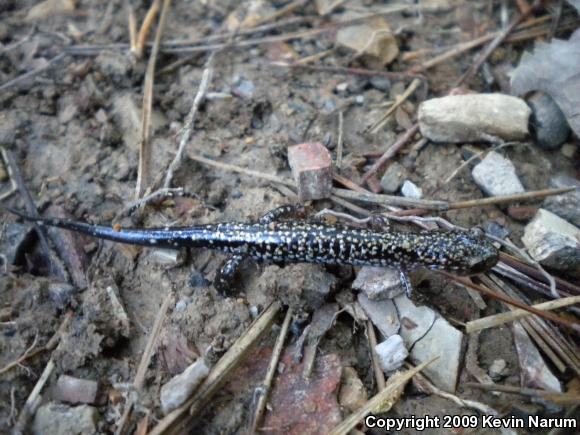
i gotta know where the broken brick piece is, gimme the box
[288,142,333,202]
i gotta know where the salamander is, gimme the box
[9,207,499,276]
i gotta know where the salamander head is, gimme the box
[438,228,499,275]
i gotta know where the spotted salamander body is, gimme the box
[12,211,499,275]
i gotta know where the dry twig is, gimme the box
[251,307,293,432]
[135,0,172,198]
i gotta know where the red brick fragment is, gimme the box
[288,142,333,201]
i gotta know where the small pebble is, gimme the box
[561,143,577,159]
[522,208,580,276]
[507,206,538,222]
[189,270,210,288]
[527,92,570,150]
[369,76,391,92]
[380,162,408,193]
[375,335,408,373]
[488,359,508,381]
[54,375,99,405]
[543,174,580,228]
[472,151,525,196]
[401,180,423,199]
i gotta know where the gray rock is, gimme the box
[161,358,210,414]
[401,180,423,199]
[32,403,97,435]
[521,208,580,276]
[54,375,99,405]
[418,94,531,143]
[512,321,561,392]
[357,293,399,339]
[380,162,408,193]
[375,334,408,372]
[394,294,463,392]
[352,267,405,300]
[528,92,570,150]
[543,174,580,228]
[233,79,255,100]
[472,151,525,196]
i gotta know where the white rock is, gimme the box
[375,334,408,372]
[521,208,580,276]
[418,94,531,143]
[401,180,423,199]
[357,293,400,339]
[394,294,463,392]
[352,267,405,300]
[160,358,210,415]
[472,151,525,196]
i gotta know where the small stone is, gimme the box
[336,17,399,68]
[401,180,423,199]
[32,403,97,435]
[380,162,408,193]
[527,92,570,150]
[150,248,182,265]
[369,76,391,92]
[189,270,210,288]
[105,285,130,338]
[161,358,210,414]
[561,143,577,158]
[352,267,405,300]
[338,367,367,412]
[357,293,400,339]
[472,151,525,196]
[233,78,255,100]
[507,206,538,222]
[543,174,580,228]
[336,82,349,93]
[488,359,508,381]
[521,209,580,276]
[54,375,99,405]
[288,142,333,202]
[418,94,531,143]
[375,334,408,373]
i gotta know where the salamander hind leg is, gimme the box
[258,204,305,224]
[213,255,244,296]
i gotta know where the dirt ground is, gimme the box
[0,1,579,434]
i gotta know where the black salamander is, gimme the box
[10,207,499,282]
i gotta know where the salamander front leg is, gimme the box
[213,205,303,296]
[399,270,413,298]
